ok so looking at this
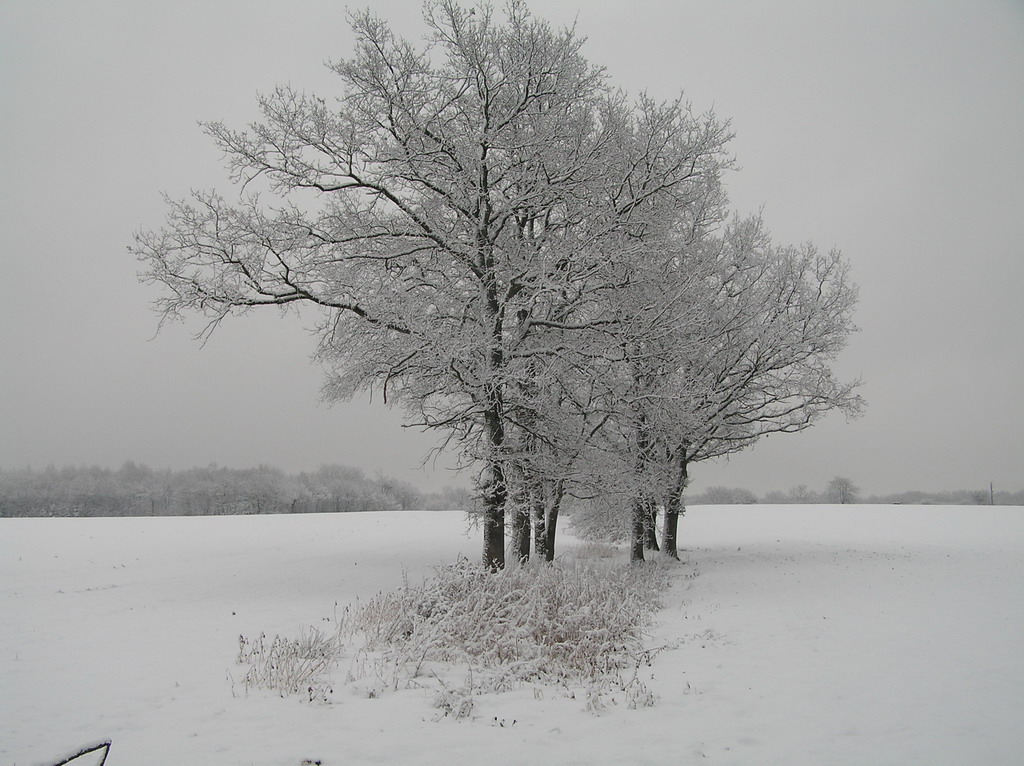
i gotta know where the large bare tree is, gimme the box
[590,214,863,560]
[132,0,732,568]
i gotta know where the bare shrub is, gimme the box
[351,558,670,694]
[234,558,672,712]
[233,625,345,702]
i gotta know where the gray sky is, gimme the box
[2,0,1022,496]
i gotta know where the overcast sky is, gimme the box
[2,0,1022,496]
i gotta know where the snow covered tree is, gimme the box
[827,476,860,504]
[132,1,732,568]
[132,0,858,566]
[571,213,862,561]
[646,216,863,558]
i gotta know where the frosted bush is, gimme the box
[234,557,671,711]
[233,626,344,703]
[352,558,670,692]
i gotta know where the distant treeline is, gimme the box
[691,485,1024,506]
[2,464,1019,518]
[0,463,473,518]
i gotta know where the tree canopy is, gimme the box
[133,0,861,566]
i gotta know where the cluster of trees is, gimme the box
[691,481,1024,506]
[870,488,1022,506]
[0,463,471,518]
[5,461,1014,520]
[132,2,861,566]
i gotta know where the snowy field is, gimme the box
[3,505,1023,765]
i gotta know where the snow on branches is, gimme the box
[132,0,861,566]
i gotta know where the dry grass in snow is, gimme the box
[236,558,670,716]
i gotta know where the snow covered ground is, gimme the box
[3,505,1023,765]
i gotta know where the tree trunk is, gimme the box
[662,456,688,560]
[630,496,646,563]
[481,399,507,570]
[512,504,531,564]
[532,487,547,562]
[506,461,531,565]
[481,458,506,571]
[663,508,679,559]
[544,480,564,563]
[631,414,651,563]
[643,499,660,551]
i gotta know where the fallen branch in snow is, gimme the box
[50,741,111,766]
